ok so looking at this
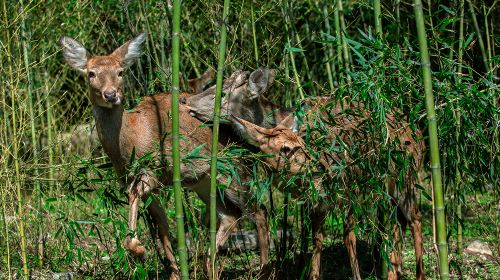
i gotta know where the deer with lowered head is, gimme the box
[60,33,270,278]
[188,67,425,280]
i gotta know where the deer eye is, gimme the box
[88,71,96,78]
[117,70,123,77]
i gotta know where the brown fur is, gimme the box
[188,67,424,280]
[232,102,425,280]
[61,35,269,279]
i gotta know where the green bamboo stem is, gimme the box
[321,3,336,90]
[44,70,54,194]
[0,109,12,278]
[281,5,305,100]
[284,1,311,82]
[171,0,189,278]
[20,0,44,269]
[373,0,382,39]
[337,0,351,75]
[481,4,499,171]
[414,1,450,279]
[0,179,11,279]
[455,0,465,256]
[160,7,168,92]
[467,0,490,74]
[251,2,259,65]
[482,4,492,73]
[372,1,389,276]
[491,18,496,77]
[333,0,343,81]
[3,1,29,278]
[0,6,11,274]
[284,48,292,108]
[396,0,401,41]
[209,1,230,278]
[142,3,161,70]
[287,38,305,100]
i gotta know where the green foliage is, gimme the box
[0,0,498,279]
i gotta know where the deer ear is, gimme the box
[222,70,250,92]
[60,36,88,73]
[230,115,270,146]
[276,114,297,131]
[112,32,147,68]
[247,67,274,100]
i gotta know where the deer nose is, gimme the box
[103,90,117,102]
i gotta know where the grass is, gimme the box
[9,187,497,279]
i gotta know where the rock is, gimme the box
[464,240,494,260]
[52,272,73,280]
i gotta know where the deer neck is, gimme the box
[92,104,126,172]
[258,96,293,128]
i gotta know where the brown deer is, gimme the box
[60,34,270,279]
[188,67,425,280]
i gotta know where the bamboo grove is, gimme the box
[0,0,498,279]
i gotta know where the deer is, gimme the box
[187,67,425,280]
[60,33,270,279]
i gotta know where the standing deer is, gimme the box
[60,34,270,279]
[188,67,425,280]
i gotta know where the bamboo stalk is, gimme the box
[414,1,450,279]
[482,3,499,173]
[285,2,311,81]
[0,179,11,279]
[160,5,168,92]
[251,2,259,65]
[321,3,336,90]
[282,4,305,100]
[333,0,343,81]
[0,5,11,275]
[0,111,12,278]
[373,0,382,39]
[171,0,190,278]
[455,0,465,256]
[3,1,29,278]
[44,70,54,194]
[491,18,496,77]
[209,0,230,278]
[20,0,44,269]
[467,0,490,74]
[337,0,351,75]
[396,0,401,41]
[372,1,389,276]
[482,4,492,73]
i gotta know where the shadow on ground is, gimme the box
[220,240,377,279]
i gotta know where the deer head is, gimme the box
[230,115,314,174]
[188,67,276,122]
[60,33,147,108]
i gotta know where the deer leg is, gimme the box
[126,190,146,259]
[309,204,326,280]
[410,208,424,280]
[125,175,157,260]
[254,205,270,268]
[388,223,402,280]
[206,212,239,279]
[145,195,180,279]
[343,209,361,280]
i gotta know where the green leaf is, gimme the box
[415,184,432,201]
[286,46,304,53]
[184,144,207,160]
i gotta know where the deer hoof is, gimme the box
[126,237,146,260]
